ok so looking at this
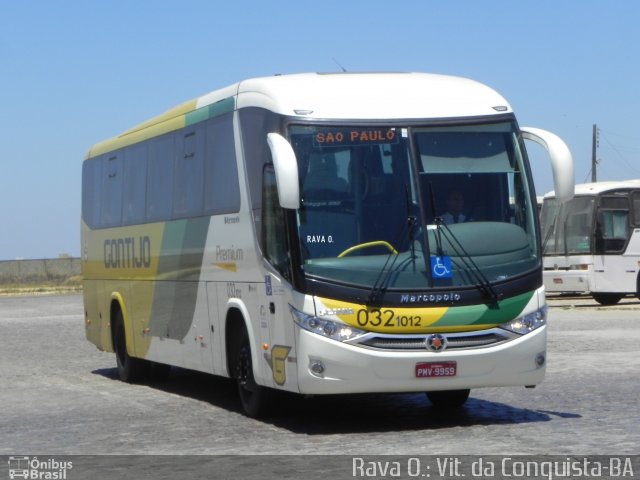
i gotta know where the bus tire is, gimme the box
[592,293,623,305]
[112,308,148,383]
[233,322,274,418]
[426,389,470,408]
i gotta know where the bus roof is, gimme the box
[543,179,640,198]
[86,72,513,159]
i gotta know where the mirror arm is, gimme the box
[267,133,300,209]
[521,127,574,203]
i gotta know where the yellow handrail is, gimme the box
[337,241,398,258]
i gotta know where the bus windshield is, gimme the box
[289,121,539,291]
[541,196,596,255]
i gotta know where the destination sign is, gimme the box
[313,128,399,147]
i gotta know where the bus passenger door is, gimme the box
[261,166,297,390]
[594,194,636,292]
[262,271,297,391]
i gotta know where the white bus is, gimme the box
[82,72,573,417]
[541,180,640,304]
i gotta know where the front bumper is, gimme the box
[296,325,546,394]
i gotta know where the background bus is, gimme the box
[541,180,640,304]
[82,72,573,417]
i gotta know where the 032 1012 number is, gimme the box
[356,309,422,328]
[396,315,422,327]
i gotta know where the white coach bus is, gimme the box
[541,180,640,304]
[82,72,573,417]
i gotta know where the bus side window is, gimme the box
[262,167,290,279]
[204,113,240,215]
[596,195,630,253]
[632,191,640,226]
[122,143,147,225]
[101,154,123,227]
[147,134,175,222]
[173,126,205,218]
[82,156,103,229]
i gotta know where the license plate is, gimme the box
[415,361,457,378]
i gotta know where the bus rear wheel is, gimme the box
[426,389,470,408]
[113,309,148,383]
[234,324,274,418]
[592,293,623,305]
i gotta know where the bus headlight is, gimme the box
[499,305,547,335]
[290,306,366,342]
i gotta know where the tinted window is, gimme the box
[239,108,282,243]
[101,153,123,227]
[600,196,628,209]
[173,125,205,218]
[82,156,102,228]
[147,134,174,222]
[597,194,630,253]
[83,102,240,229]
[204,114,240,214]
[632,192,640,226]
[123,143,147,225]
[262,167,289,278]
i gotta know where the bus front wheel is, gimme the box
[234,324,274,418]
[592,293,623,305]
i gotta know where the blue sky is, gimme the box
[1,0,639,259]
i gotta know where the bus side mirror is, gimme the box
[521,127,574,203]
[267,133,300,209]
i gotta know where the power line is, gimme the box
[598,127,640,145]
[599,129,640,177]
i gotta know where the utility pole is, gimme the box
[591,124,599,183]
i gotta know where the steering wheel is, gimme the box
[337,241,398,258]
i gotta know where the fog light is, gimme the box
[309,361,325,377]
[536,353,546,368]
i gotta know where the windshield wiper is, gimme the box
[366,247,401,307]
[427,182,502,305]
[365,185,418,306]
[405,184,419,263]
[433,218,502,304]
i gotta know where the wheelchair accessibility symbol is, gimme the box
[430,255,452,279]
